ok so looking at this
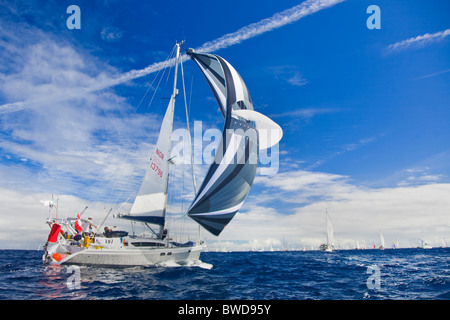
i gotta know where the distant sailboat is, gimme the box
[320,210,334,252]
[379,232,385,250]
[392,239,399,249]
[41,43,282,267]
[418,239,432,249]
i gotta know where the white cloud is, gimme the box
[0,187,132,249]
[268,66,308,87]
[385,29,450,54]
[0,22,163,203]
[2,161,449,250]
[397,166,445,187]
[100,26,124,42]
[208,169,450,251]
[0,0,346,110]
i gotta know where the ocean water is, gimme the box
[0,248,449,301]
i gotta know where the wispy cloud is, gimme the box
[0,24,161,202]
[0,0,345,111]
[268,66,308,87]
[385,29,450,54]
[269,107,340,135]
[270,107,339,119]
[100,26,124,42]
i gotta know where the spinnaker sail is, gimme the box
[186,49,281,236]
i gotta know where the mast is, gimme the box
[172,41,182,99]
[159,41,182,237]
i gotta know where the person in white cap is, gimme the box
[82,216,96,236]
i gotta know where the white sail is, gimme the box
[379,232,385,249]
[128,97,175,225]
[231,109,283,150]
[122,44,181,232]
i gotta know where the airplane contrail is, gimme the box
[0,0,345,112]
[105,0,345,88]
[385,29,450,54]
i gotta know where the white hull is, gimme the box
[65,246,202,266]
[44,236,204,267]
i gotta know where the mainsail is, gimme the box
[186,49,281,236]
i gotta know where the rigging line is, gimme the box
[188,72,194,119]
[100,45,177,227]
[98,136,147,212]
[180,55,197,195]
[145,46,177,113]
[104,141,155,215]
[180,56,201,241]
[72,123,124,216]
[66,48,178,221]
[100,46,179,213]
[135,45,177,113]
[93,207,113,238]
[71,51,175,215]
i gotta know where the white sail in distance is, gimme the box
[326,210,334,247]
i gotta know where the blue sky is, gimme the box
[0,0,449,250]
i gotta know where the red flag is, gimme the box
[47,223,61,243]
[74,213,83,233]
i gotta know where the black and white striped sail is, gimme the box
[186,49,282,236]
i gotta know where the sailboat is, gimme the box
[42,43,282,267]
[379,232,385,250]
[418,239,432,249]
[320,210,334,252]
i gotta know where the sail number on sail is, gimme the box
[150,148,165,178]
[155,148,165,160]
[150,162,163,178]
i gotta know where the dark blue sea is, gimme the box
[1,248,449,302]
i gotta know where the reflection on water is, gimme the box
[37,265,87,300]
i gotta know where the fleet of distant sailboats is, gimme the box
[222,210,447,252]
